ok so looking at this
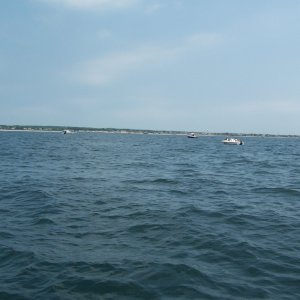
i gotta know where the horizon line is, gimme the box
[1,124,299,137]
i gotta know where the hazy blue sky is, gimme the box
[1,0,300,134]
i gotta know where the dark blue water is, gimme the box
[0,132,300,299]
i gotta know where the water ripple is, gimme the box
[1,133,300,299]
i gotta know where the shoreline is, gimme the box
[1,129,299,138]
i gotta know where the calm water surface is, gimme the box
[0,132,300,299]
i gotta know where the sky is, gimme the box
[1,0,300,134]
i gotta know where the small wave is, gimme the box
[94,199,105,205]
[33,217,55,225]
[254,187,300,197]
[0,231,14,239]
[62,278,156,298]
[124,178,179,185]
[214,190,230,195]
[137,262,218,298]
[0,291,30,300]
[13,189,53,203]
[179,205,225,219]
[72,176,86,181]
[128,223,169,234]
[29,260,159,299]
[152,178,179,184]
[0,246,36,269]
[36,260,122,275]
[146,262,211,281]
[224,213,259,227]
[169,189,189,195]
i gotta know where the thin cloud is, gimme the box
[37,0,139,10]
[186,33,221,47]
[70,46,179,86]
[145,3,163,14]
[68,33,221,86]
[97,29,112,40]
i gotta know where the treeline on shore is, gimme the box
[0,124,299,138]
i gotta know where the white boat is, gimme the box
[222,137,244,145]
[187,132,198,138]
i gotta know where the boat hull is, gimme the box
[187,133,198,138]
[222,139,244,145]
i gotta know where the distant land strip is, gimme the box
[0,125,299,138]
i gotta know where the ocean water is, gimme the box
[0,131,300,300]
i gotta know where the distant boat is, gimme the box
[187,132,198,138]
[222,137,244,145]
[63,129,71,134]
